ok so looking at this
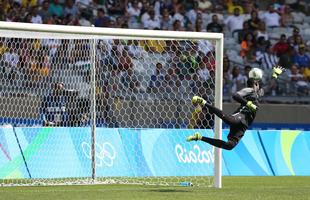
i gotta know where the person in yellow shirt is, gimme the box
[21,0,37,8]
[0,40,7,56]
[139,40,166,53]
[303,63,310,81]
[226,0,244,14]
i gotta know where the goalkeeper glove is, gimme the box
[272,66,285,79]
[246,101,257,112]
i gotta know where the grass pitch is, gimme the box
[1,176,310,200]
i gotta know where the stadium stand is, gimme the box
[0,0,310,128]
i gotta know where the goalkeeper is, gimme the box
[186,66,285,150]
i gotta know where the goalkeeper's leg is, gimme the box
[186,132,243,150]
[192,96,240,126]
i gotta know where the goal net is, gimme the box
[0,22,223,187]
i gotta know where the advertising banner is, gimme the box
[0,127,309,179]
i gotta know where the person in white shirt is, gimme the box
[128,40,147,59]
[229,66,247,94]
[198,0,212,12]
[3,48,19,70]
[127,1,141,18]
[224,7,245,33]
[197,63,210,82]
[261,5,281,28]
[186,2,200,26]
[172,7,186,28]
[141,8,151,25]
[31,6,43,24]
[256,21,269,41]
[143,10,161,30]
[161,8,172,30]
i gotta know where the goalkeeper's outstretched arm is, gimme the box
[259,65,286,93]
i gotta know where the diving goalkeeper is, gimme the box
[186,66,285,150]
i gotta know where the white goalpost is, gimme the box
[0,21,223,188]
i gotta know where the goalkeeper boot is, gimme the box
[192,96,206,107]
[186,132,202,142]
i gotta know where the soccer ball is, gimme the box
[248,68,263,80]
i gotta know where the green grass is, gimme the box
[1,177,310,200]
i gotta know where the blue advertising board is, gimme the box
[0,127,309,179]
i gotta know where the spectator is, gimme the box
[288,28,301,46]
[229,66,246,94]
[41,38,61,58]
[198,0,213,13]
[195,17,206,32]
[164,63,180,91]
[127,0,141,26]
[171,6,186,28]
[240,32,256,62]
[64,13,80,25]
[273,34,290,57]
[303,62,310,82]
[48,0,64,18]
[143,10,161,30]
[223,56,232,95]
[2,43,19,81]
[206,14,223,33]
[78,11,92,26]
[39,0,52,22]
[64,0,79,17]
[204,51,215,72]
[291,35,307,53]
[24,13,33,23]
[148,62,165,93]
[161,8,172,30]
[247,10,261,32]
[256,21,269,41]
[140,5,152,25]
[278,46,294,70]
[0,40,7,56]
[197,60,210,83]
[120,51,140,93]
[238,21,251,43]
[154,0,164,16]
[127,40,147,59]
[110,0,127,15]
[261,4,281,28]
[94,8,110,27]
[29,49,50,83]
[41,82,68,127]
[31,6,43,24]
[287,64,309,95]
[226,0,244,15]
[293,44,310,69]
[224,7,245,34]
[20,0,37,8]
[257,44,279,71]
[281,5,294,27]
[172,19,185,31]
[186,2,200,26]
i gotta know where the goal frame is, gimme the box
[0,21,223,188]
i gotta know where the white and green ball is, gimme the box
[248,68,263,80]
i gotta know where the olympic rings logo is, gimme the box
[81,142,116,167]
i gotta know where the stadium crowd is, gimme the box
[0,0,310,99]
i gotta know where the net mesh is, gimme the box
[0,30,218,187]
